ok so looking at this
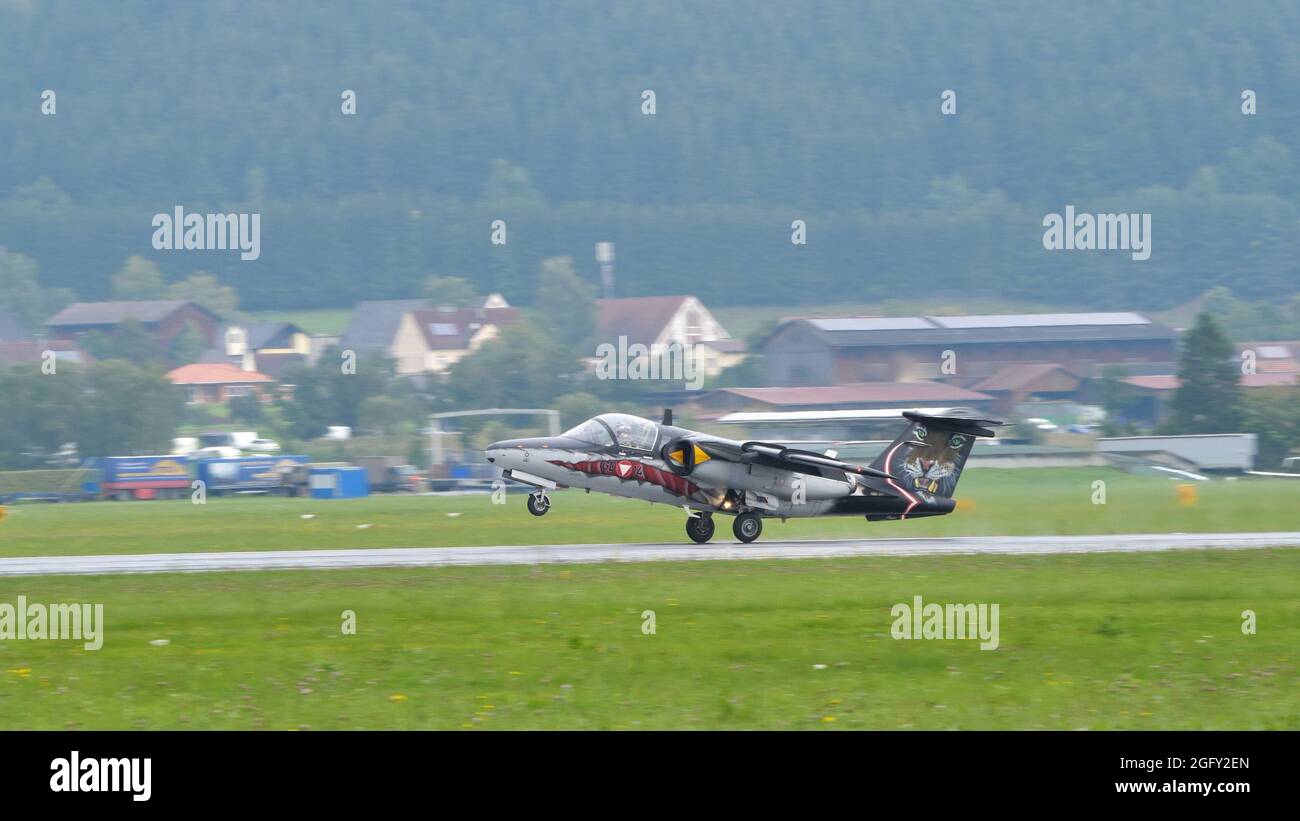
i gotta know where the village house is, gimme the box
[338,293,515,372]
[166,362,276,404]
[198,321,314,378]
[390,305,521,375]
[45,300,221,351]
[595,295,746,378]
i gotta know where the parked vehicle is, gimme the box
[195,446,242,459]
[245,438,281,454]
[351,456,425,492]
[1024,417,1059,432]
[199,431,260,450]
[280,461,347,496]
[196,455,311,495]
[96,455,193,500]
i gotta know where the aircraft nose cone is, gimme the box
[485,439,529,466]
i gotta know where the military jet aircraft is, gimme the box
[485,408,1002,543]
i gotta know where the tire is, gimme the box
[732,511,763,543]
[526,492,551,516]
[685,514,715,544]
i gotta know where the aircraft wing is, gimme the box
[695,439,893,481]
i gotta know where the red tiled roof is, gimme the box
[714,382,993,407]
[1123,373,1297,390]
[167,363,273,385]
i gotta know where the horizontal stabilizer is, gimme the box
[901,410,1004,439]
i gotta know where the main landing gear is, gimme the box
[526,490,551,516]
[684,510,764,544]
[732,511,763,543]
[685,512,715,543]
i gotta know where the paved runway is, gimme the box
[1,532,1298,577]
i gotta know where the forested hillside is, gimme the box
[1,0,1298,309]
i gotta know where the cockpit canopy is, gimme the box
[563,413,659,451]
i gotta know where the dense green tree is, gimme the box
[0,360,186,463]
[1239,389,1300,470]
[1097,365,1147,434]
[422,276,478,308]
[77,361,183,457]
[3,3,1300,310]
[81,320,165,364]
[0,246,72,332]
[445,320,577,409]
[532,257,597,356]
[0,364,84,467]
[1160,313,1243,435]
[169,273,239,319]
[228,392,265,425]
[168,320,207,366]
[552,391,605,429]
[110,256,167,301]
[277,349,402,439]
[358,395,414,436]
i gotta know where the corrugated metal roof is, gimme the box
[808,317,936,331]
[929,312,1150,329]
[777,312,1176,348]
[715,382,993,407]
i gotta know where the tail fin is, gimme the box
[868,410,1002,499]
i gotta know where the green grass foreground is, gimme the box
[0,549,1295,729]
[0,468,1296,557]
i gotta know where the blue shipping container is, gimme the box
[309,466,370,499]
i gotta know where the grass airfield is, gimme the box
[0,467,1296,729]
[0,468,1297,557]
[1,549,1296,729]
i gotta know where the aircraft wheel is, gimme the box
[685,513,715,544]
[526,491,551,516]
[732,511,763,543]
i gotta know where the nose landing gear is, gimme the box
[526,490,551,516]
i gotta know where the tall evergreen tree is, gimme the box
[1161,312,1242,434]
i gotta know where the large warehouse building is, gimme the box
[760,312,1179,387]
